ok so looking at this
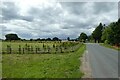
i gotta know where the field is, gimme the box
[2,41,86,78]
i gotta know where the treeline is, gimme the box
[4,34,62,41]
[30,37,61,41]
[88,18,120,47]
[101,18,120,46]
[4,34,78,42]
[78,18,120,47]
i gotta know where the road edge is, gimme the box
[80,50,92,78]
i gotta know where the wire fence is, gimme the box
[2,42,82,54]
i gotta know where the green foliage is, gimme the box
[52,37,61,41]
[101,26,111,42]
[104,40,109,44]
[101,18,120,46]
[109,21,120,46]
[79,32,87,42]
[5,33,20,40]
[92,23,103,43]
[87,35,94,42]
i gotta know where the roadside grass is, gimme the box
[2,44,85,78]
[100,43,120,51]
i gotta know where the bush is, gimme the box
[104,40,109,44]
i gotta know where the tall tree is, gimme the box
[101,18,120,46]
[92,23,103,43]
[79,32,88,42]
[108,20,120,46]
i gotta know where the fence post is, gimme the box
[10,46,12,54]
[23,48,24,54]
[27,45,30,54]
[38,47,41,54]
[48,47,50,53]
[7,45,9,54]
[55,47,58,54]
[7,45,12,54]
[25,43,27,50]
[36,47,37,54]
[60,47,63,53]
[31,46,33,53]
[19,45,21,54]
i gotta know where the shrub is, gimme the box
[104,40,109,44]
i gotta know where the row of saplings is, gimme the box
[3,42,81,54]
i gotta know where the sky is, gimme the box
[0,0,119,39]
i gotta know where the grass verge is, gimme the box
[100,43,120,51]
[2,44,86,78]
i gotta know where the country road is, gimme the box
[86,43,118,78]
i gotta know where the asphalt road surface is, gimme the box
[86,43,118,78]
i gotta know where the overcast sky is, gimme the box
[0,0,119,39]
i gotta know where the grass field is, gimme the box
[2,41,85,78]
[100,43,120,51]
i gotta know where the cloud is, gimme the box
[1,2,34,22]
[1,2,20,21]
[0,1,118,39]
[93,2,117,14]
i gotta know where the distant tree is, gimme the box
[79,32,88,42]
[41,38,46,41]
[67,37,70,41]
[5,33,20,40]
[52,37,61,41]
[87,35,93,42]
[21,39,26,41]
[75,38,79,41]
[92,23,103,43]
[46,38,51,41]
[36,38,41,41]
[30,39,33,41]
